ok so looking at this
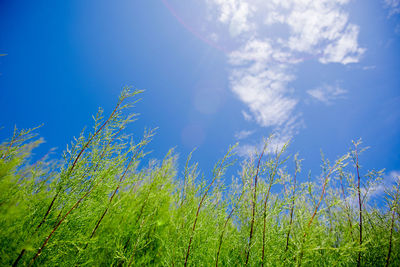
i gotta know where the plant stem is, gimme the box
[339,172,354,241]
[262,151,282,266]
[385,179,400,267]
[285,161,298,251]
[215,184,246,267]
[29,181,99,266]
[354,143,362,267]
[245,142,268,266]
[307,163,338,231]
[12,249,25,267]
[34,96,125,235]
[297,157,344,266]
[184,146,234,267]
[84,150,137,249]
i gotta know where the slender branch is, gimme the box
[125,157,170,265]
[245,142,268,266]
[339,172,354,241]
[296,155,347,267]
[262,150,283,266]
[215,181,246,267]
[184,145,235,267]
[0,124,41,160]
[84,132,149,250]
[123,154,172,265]
[385,179,400,267]
[0,125,17,160]
[122,189,151,252]
[127,218,147,267]
[29,96,134,265]
[69,94,127,175]
[35,96,125,235]
[306,162,339,231]
[29,181,100,266]
[181,149,196,207]
[354,142,362,267]
[12,249,26,267]
[285,156,300,251]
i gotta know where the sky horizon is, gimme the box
[1,0,399,190]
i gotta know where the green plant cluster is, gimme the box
[1,88,399,266]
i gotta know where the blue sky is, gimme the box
[1,0,399,186]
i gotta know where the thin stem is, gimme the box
[285,163,298,251]
[245,142,268,266]
[1,125,18,160]
[12,249,26,267]
[28,126,130,265]
[34,97,125,235]
[215,183,246,267]
[184,146,235,267]
[297,156,345,266]
[181,149,196,207]
[307,163,338,231]
[354,143,362,267]
[69,96,124,176]
[84,145,141,250]
[29,181,100,266]
[385,179,400,267]
[339,172,354,241]
[262,151,283,266]
[127,218,147,267]
[123,171,158,253]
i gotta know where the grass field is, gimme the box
[1,88,399,266]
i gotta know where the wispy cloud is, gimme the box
[234,129,255,140]
[346,170,400,211]
[383,0,400,34]
[307,84,347,105]
[235,117,303,157]
[319,25,365,64]
[362,65,376,70]
[205,0,364,154]
[265,0,365,64]
[235,137,289,158]
[384,0,400,16]
[209,0,254,37]
[368,170,400,199]
[229,40,298,127]
[241,110,252,121]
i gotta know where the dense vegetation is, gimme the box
[1,88,399,266]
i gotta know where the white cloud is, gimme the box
[235,116,303,157]
[259,0,365,65]
[319,25,365,64]
[242,110,252,121]
[210,0,254,37]
[362,170,400,206]
[229,54,298,127]
[286,5,349,53]
[362,65,376,70]
[384,0,400,16]
[383,0,400,34]
[205,0,364,150]
[307,84,347,105]
[236,137,288,158]
[346,170,400,211]
[235,143,259,158]
[395,23,400,34]
[235,129,255,140]
[229,39,273,65]
[227,39,299,128]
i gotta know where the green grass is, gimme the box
[1,87,399,266]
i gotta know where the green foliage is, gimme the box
[1,87,399,266]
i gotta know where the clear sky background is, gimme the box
[1,0,399,188]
